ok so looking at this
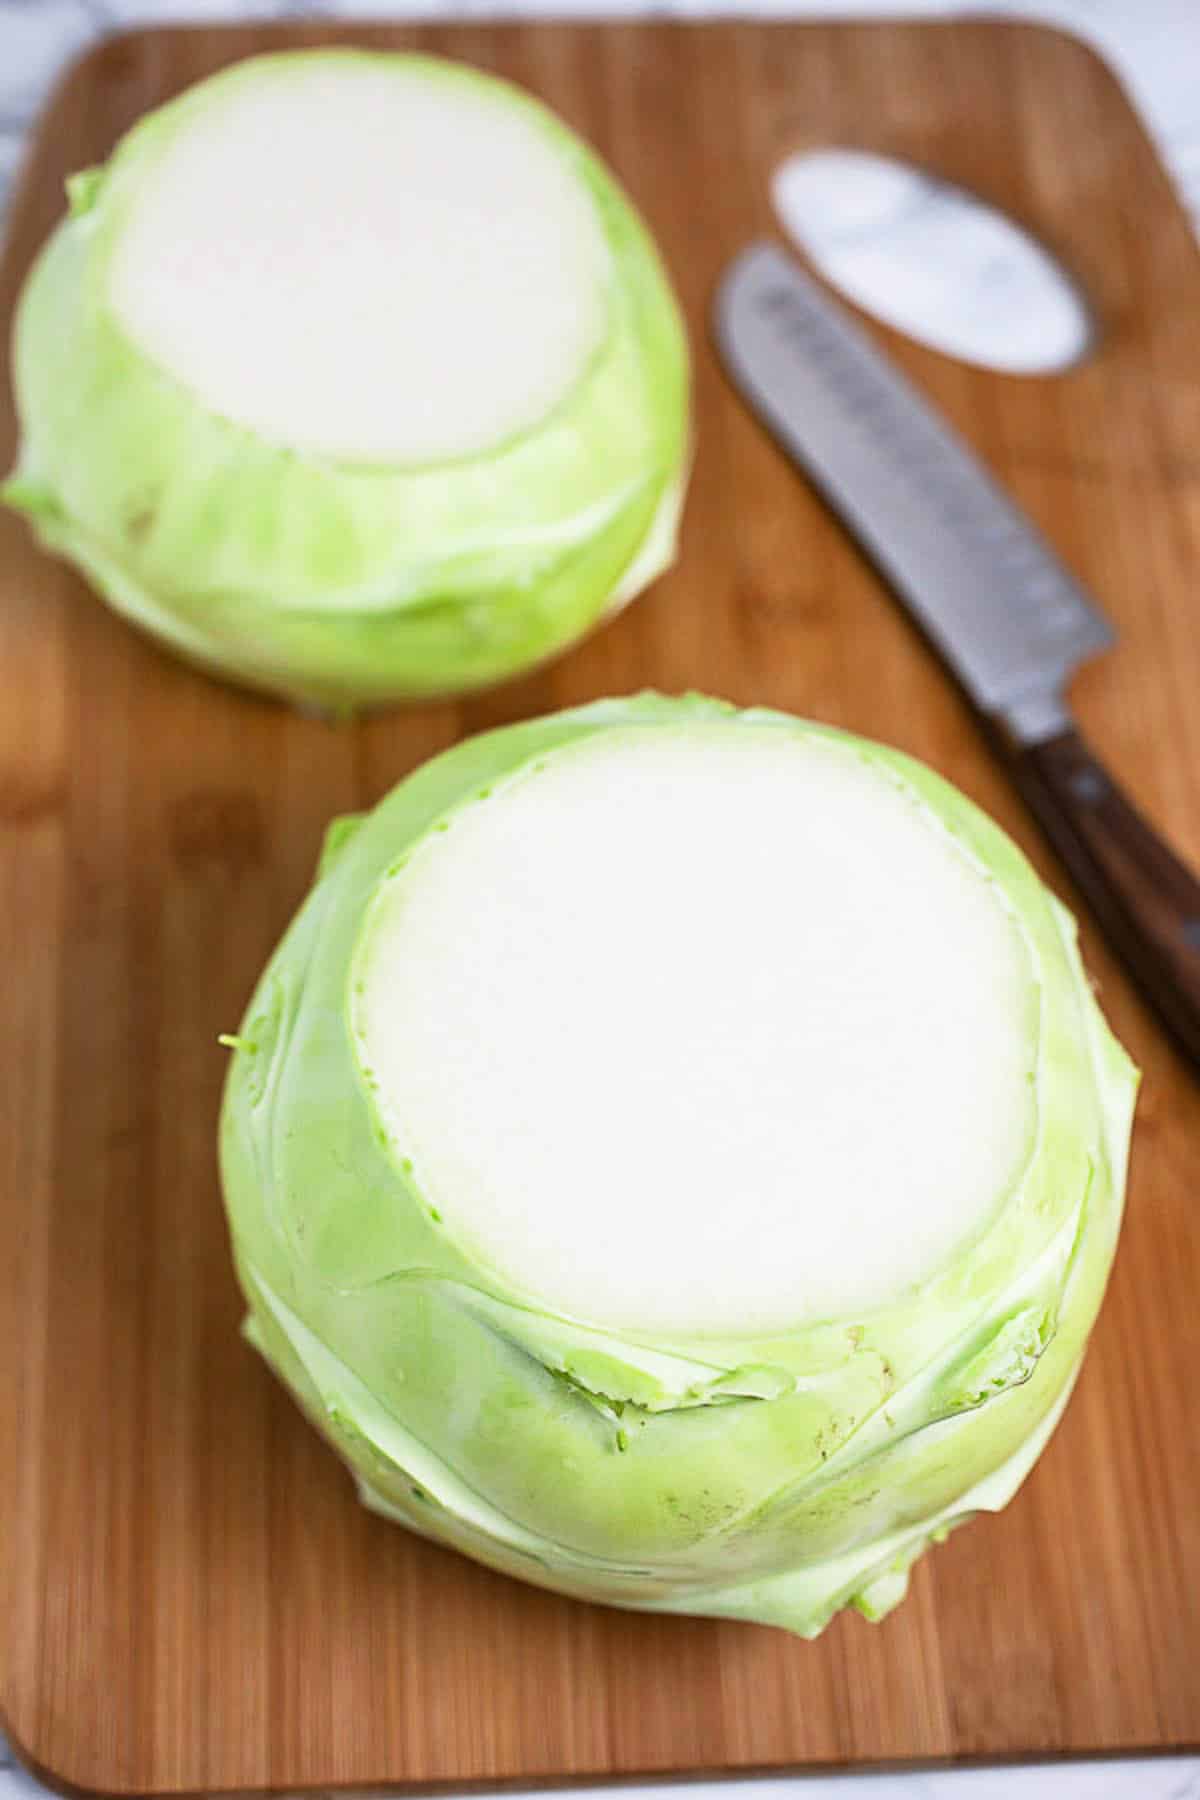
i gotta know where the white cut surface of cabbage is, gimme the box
[109,59,612,463]
[354,723,1037,1333]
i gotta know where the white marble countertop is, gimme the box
[1,1,1197,1796]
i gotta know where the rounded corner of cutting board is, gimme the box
[0,1705,129,1800]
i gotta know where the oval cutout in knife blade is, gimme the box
[771,148,1093,376]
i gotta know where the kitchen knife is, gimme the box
[713,240,1200,1069]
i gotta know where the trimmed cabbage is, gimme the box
[3,52,689,708]
[219,693,1136,1634]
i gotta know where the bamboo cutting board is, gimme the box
[2,17,1199,1794]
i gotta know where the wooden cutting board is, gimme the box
[2,17,1198,1794]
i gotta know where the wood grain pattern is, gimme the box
[1,18,1199,1794]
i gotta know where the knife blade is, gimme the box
[714,239,1200,1069]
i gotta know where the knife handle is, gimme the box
[1006,725,1200,1068]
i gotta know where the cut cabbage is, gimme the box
[4,52,689,707]
[219,694,1137,1635]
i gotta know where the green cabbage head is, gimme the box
[4,51,689,709]
[219,694,1136,1634]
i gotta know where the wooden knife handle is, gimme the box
[1007,725,1200,1069]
